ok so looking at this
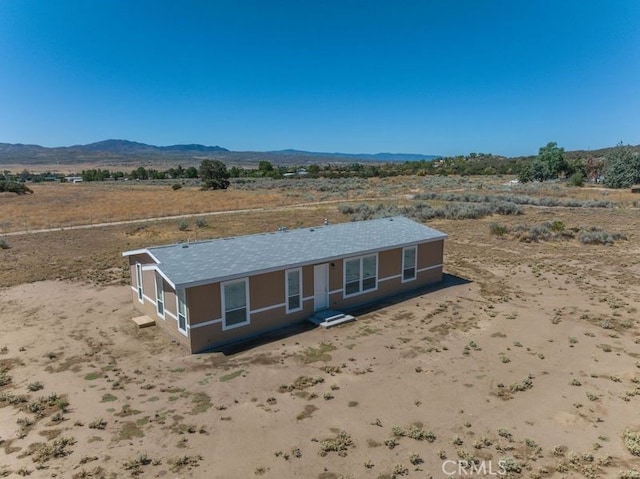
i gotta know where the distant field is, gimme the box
[1,176,636,234]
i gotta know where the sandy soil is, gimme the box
[1,185,640,478]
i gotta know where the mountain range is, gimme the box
[0,139,439,166]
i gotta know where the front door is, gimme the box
[313,263,329,312]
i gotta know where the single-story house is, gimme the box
[123,216,447,353]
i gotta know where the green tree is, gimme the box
[199,159,230,190]
[604,142,640,188]
[0,181,33,194]
[537,142,568,178]
[258,161,274,175]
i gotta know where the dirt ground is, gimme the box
[1,178,640,478]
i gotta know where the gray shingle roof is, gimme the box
[125,216,446,288]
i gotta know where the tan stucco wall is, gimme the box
[128,238,445,353]
[250,271,285,310]
[188,283,221,326]
[418,240,443,269]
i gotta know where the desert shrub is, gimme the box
[27,381,43,392]
[520,224,552,242]
[177,219,189,231]
[500,457,522,473]
[550,220,565,232]
[319,430,353,457]
[491,201,522,215]
[510,375,534,392]
[195,218,207,228]
[489,223,508,236]
[414,191,612,208]
[567,172,585,187]
[32,436,76,463]
[89,418,107,429]
[624,429,640,456]
[0,370,11,386]
[0,238,9,249]
[171,183,182,190]
[578,229,625,245]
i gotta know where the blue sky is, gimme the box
[0,1,639,157]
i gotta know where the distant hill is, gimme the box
[271,149,440,162]
[0,140,439,167]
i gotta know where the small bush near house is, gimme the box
[177,219,189,231]
[172,183,182,190]
[0,238,9,250]
[195,218,207,228]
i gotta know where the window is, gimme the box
[135,263,143,302]
[344,254,377,297]
[177,289,187,335]
[402,246,417,282]
[222,279,249,329]
[286,268,302,313]
[155,273,164,318]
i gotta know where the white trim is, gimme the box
[343,253,379,299]
[189,318,222,330]
[251,302,286,315]
[417,263,443,273]
[173,237,446,290]
[165,310,177,320]
[329,289,343,295]
[285,268,303,314]
[176,289,188,337]
[138,264,176,290]
[122,249,162,265]
[313,263,330,312]
[135,263,144,303]
[143,294,156,305]
[221,278,250,331]
[155,273,165,320]
[402,245,418,283]
[131,286,137,292]
[303,296,314,302]
[379,274,402,283]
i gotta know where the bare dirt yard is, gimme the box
[1,176,640,478]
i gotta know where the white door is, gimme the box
[313,264,329,312]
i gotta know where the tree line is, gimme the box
[2,142,638,189]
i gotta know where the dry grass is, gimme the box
[0,183,293,232]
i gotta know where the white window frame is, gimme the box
[402,246,418,283]
[343,253,378,298]
[221,278,250,330]
[285,268,303,314]
[135,263,143,303]
[176,289,188,337]
[155,272,165,319]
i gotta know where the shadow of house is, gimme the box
[210,273,471,356]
